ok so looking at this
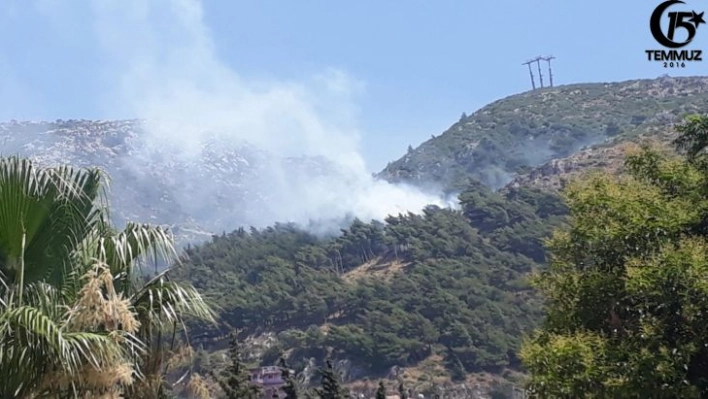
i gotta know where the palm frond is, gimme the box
[0,304,126,369]
[0,303,131,398]
[131,271,217,327]
[0,157,110,288]
[19,281,65,321]
[104,223,179,277]
[0,157,216,397]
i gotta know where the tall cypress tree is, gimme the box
[397,381,407,399]
[375,381,386,399]
[316,360,348,399]
[210,333,262,399]
[278,357,299,399]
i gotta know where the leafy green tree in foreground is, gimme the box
[520,115,708,398]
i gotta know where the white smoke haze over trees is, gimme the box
[26,0,458,234]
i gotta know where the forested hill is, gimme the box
[378,75,708,191]
[168,76,708,395]
[172,182,567,390]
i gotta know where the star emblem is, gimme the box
[689,11,706,28]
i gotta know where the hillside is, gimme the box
[167,76,708,397]
[172,182,567,396]
[0,119,342,243]
[378,75,708,191]
[503,136,678,192]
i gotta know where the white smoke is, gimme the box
[65,0,459,231]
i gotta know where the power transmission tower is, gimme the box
[522,59,537,90]
[541,55,556,87]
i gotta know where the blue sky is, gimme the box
[0,0,705,172]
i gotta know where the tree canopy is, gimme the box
[173,178,568,376]
[521,114,708,398]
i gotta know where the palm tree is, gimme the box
[0,157,215,398]
[76,218,217,398]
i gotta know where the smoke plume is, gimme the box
[83,0,456,233]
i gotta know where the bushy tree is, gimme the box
[520,115,708,398]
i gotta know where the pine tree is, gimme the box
[375,381,386,399]
[210,333,262,399]
[398,381,407,399]
[278,357,299,399]
[316,360,348,399]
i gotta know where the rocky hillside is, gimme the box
[504,136,674,192]
[0,119,340,243]
[378,75,708,191]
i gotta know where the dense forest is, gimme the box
[172,179,568,378]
